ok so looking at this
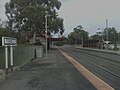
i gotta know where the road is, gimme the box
[60,45,120,90]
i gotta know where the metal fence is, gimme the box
[0,45,43,69]
[0,47,5,69]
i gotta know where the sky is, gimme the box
[0,0,10,20]
[58,0,120,36]
[0,0,120,36]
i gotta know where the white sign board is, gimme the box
[2,37,17,46]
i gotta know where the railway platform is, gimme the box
[0,47,114,90]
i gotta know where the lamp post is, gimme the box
[45,12,48,58]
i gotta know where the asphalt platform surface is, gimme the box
[0,48,96,90]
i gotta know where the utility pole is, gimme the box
[45,12,48,58]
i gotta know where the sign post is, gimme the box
[10,45,13,72]
[5,46,8,75]
[2,37,17,75]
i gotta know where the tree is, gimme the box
[90,27,118,42]
[68,25,89,45]
[0,18,2,27]
[68,32,77,45]
[0,27,17,45]
[90,34,101,40]
[90,27,118,49]
[118,32,120,44]
[5,0,64,35]
[108,27,118,43]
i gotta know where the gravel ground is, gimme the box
[0,48,96,90]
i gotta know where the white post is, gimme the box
[45,14,48,58]
[10,46,13,72]
[5,46,8,75]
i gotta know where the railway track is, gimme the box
[78,48,120,63]
[75,48,120,75]
[62,47,120,75]
[59,46,120,90]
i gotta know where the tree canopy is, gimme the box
[5,0,64,35]
[68,25,89,44]
[90,27,118,43]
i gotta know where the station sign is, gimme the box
[2,37,17,46]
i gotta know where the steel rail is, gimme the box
[60,47,120,79]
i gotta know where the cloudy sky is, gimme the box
[1,0,120,36]
[0,0,10,20]
[58,0,120,36]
